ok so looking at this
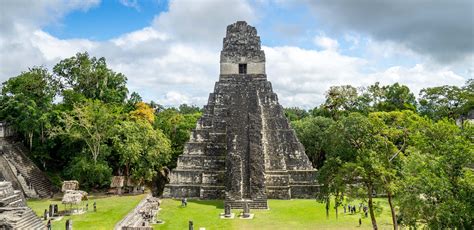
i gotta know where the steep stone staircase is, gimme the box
[0,181,46,229]
[0,207,46,229]
[1,139,55,198]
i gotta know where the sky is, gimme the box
[0,0,473,108]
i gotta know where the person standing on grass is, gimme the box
[359,218,362,226]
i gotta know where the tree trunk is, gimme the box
[367,184,378,230]
[28,132,33,151]
[326,197,330,219]
[387,190,398,230]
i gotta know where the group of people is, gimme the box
[343,203,369,217]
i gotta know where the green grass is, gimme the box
[155,199,394,230]
[27,195,394,230]
[28,193,146,230]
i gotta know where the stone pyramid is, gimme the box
[163,21,317,209]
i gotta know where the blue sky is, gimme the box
[1,0,472,108]
[45,0,168,40]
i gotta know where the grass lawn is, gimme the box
[155,199,394,230]
[28,193,146,230]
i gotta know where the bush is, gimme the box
[65,156,112,190]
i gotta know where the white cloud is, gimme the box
[313,35,339,51]
[264,46,466,108]
[367,64,466,96]
[152,0,256,45]
[119,0,140,11]
[111,27,169,48]
[32,30,98,61]
[0,0,469,109]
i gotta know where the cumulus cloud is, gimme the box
[0,0,100,79]
[153,0,256,45]
[264,46,466,108]
[0,0,470,108]
[303,0,474,63]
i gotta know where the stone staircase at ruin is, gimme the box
[0,181,46,229]
[0,207,46,229]
[224,199,268,209]
[0,139,55,198]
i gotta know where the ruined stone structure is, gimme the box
[0,181,46,229]
[0,122,56,198]
[115,195,160,230]
[163,21,318,209]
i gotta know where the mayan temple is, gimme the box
[163,21,318,209]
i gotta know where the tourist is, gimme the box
[86,203,88,211]
[359,218,362,226]
[47,220,51,230]
[182,198,188,207]
[93,202,97,212]
[343,205,346,213]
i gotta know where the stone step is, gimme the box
[1,194,23,207]
[224,200,268,209]
[8,199,25,207]
[14,208,46,230]
[2,143,55,198]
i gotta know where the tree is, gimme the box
[368,110,429,230]
[379,83,416,112]
[323,85,359,119]
[125,92,143,112]
[112,119,171,183]
[0,67,58,150]
[284,107,309,121]
[322,113,393,229]
[53,52,128,104]
[130,102,155,124]
[155,108,201,169]
[419,80,473,122]
[52,100,119,163]
[359,82,417,113]
[292,116,334,169]
[178,104,202,114]
[397,120,473,229]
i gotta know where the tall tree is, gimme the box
[112,119,171,183]
[323,85,359,119]
[322,113,391,229]
[155,108,201,169]
[419,80,473,122]
[52,100,120,163]
[368,110,428,230]
[397,120,473,229]
[0,67,58,150]
[53,52,128,104]
[292,116,335,169]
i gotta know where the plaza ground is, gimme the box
[28,194,146,230]
[156,198,393,230]
[28,194,394,229]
